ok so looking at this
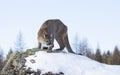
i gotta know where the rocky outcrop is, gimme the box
[0,48,64,75]
[1,48,39,75]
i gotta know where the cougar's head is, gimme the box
[42,33,52,45]
[38,28,53,45]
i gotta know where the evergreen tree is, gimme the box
[0,48,4,71]
[112,46,120,65]
[78,39,88,55]
[73,34,79,53]
[106,50,112,64]
[0,54,3,71]
[86,49,94,59]
[94,48,102,63]
[6,48,13,59]
[102,50,112,64]
[14,31,26,52]
[102,52,107,64]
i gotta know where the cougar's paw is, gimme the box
[43,47,48,50]
[47,50,52,53]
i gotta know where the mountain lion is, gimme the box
[37,19,74,53]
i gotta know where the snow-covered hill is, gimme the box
[25,51,120,75]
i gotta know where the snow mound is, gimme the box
[25,51,120,75]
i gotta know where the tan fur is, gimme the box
[37,19,74,53]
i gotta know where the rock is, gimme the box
[1,48,64,75]
[30,59,36,64]
[0,48,40,75]
[42,71,64,75]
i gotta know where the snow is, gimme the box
[25,51,120,75]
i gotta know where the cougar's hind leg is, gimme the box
[55,36,65,51]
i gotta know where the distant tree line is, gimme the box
[73,35,120,65]
[92,46,120,65]
[77,42,120,65]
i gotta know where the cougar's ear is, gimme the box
[42,26,48,33]
[42,23,48,29]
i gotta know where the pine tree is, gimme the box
[6,48,13,60]
[106,50,112,64]
[73,34,79,53]
[102,52,107,64]
[86,49,94,59]
[0,48,4,71]
[94,48,102,63]
[14,31,26,52]
[78,39,88,55]
[112,46,120,65]
[102,51,112,64]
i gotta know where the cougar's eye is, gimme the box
[43,34,49,39]
[45,35,48,38]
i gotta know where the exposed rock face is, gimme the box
[1,48,39,75]
[0,48,64,75]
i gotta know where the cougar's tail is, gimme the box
[63,32,74,53]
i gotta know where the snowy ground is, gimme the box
[25,51,120,75]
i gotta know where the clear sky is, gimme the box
[0,0,120,55]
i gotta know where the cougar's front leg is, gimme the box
[38,43,41,49]
[47,45,54,52]
[47,34,54,52]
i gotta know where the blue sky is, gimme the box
[0,0,120,54]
